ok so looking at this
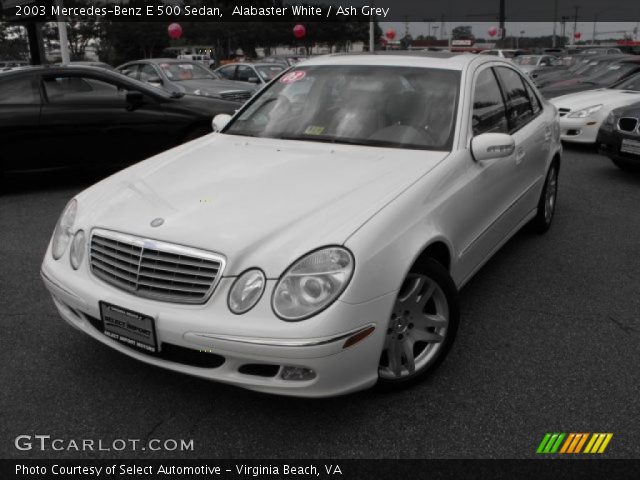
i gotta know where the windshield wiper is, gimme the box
[170,91,185,98]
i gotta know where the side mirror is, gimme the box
[248,77,260,84]
[147,76,163,86]
[471,133,515,162]
[212,113,232,132]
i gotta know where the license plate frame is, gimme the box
[99,301,158,353]
[620,139,640,156]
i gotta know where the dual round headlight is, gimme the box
[228,247,354,320]
[272,247,354,321]
[228,269,266,314]
[51,199,86,269]
[51,199,77,260]
[69,230,85,270]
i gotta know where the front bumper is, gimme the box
[558,116,601,144]
[41,254,395,398]
[597,128,640,166]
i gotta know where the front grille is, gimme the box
[559,108,571,117]
[90,229,225,304]
[219,90,252,102]
[618,117,639,133]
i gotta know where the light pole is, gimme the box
[552,0,558,48]
[55,0,70,64]
[424,18,435,40]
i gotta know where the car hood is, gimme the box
[549,88,640,110]
[79,135,448,276]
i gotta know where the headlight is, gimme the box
[69,230,85,270]
[272,247,354,321]
[228,269,266,314]
[568,104,603,118]
[51,199,77,260]
[602,112,617,128]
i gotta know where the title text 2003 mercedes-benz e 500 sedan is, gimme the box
[42,53,561,397]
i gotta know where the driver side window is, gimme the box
[472,69,509,136]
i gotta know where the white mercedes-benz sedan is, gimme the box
[41,53,561,397]
[549,72,640,144]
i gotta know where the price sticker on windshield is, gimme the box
[280,71,306,84]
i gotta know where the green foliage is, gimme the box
[0,22,28,60]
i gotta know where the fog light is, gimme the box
[280,366,316,381]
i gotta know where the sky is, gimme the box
[380,21,640,41]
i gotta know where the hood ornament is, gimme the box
[150,217,164,227]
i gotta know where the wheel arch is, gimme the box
[411,240,452,273]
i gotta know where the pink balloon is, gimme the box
[168,23,182,40]
[386,29,396,40]
[488,26,498,37]
[293,24,306,39]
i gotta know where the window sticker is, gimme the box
[304,125,325,135]
[280,71,306,84]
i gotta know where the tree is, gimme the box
[0,22,28,60]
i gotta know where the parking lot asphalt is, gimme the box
[1,146,639,460]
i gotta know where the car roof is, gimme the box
[0,64,119,76]
[298,52,504,71]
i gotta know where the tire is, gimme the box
[529,162,559,234]
[611,158,640,172]
[376,258,460,391]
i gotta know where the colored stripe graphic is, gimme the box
[537,433,613,454]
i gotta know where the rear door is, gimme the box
[0,73,43,171]
[494,66,548,214]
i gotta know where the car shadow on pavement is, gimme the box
[1,168,119,196]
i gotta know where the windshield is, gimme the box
[612,73,640,91]
[225,65,461,151]
[158,62,215,81]
[256,65,285,81]
[514,56,539,65]
[588,63,637,85]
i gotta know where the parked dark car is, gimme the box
[0,65,242,174]
[117,59,255,102]
[534,54,626,89]
[0,60,28,71]
[597,101,640,171]
[215,62,285,86]
[261,55,307,67]
[541,55,640,98]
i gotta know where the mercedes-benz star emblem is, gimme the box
[150,217,164,227]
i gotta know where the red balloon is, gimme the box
[385,29,396,40]
[293,24,306,39]
[574,31,582,39]
[488,26,498,37]
[168,23,182,40]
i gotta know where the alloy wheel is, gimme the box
[379,273,450,380]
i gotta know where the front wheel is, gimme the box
[529,162,558,234]
[377,258,460,390]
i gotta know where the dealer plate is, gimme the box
[99,302,158,353]
[621,139,640,156]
